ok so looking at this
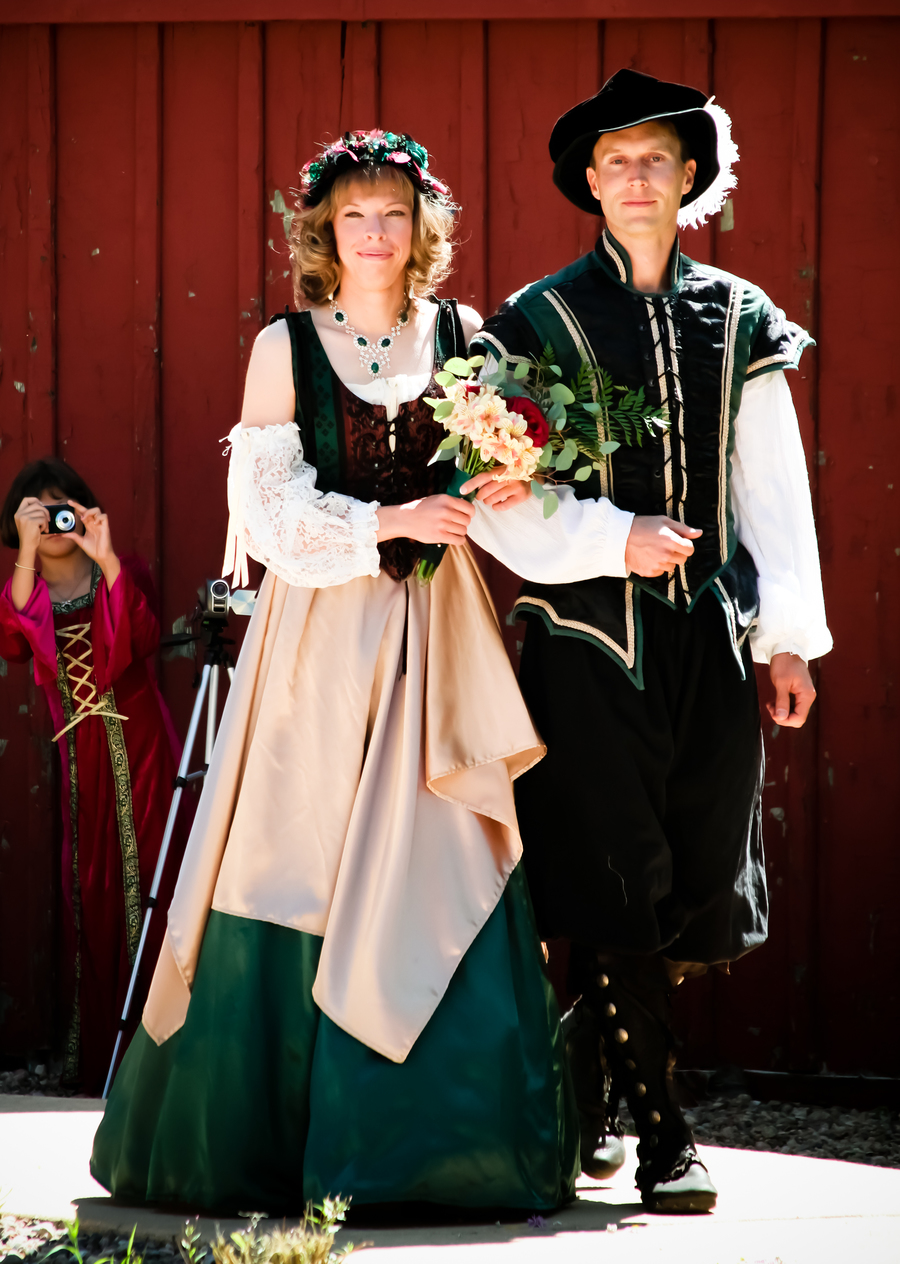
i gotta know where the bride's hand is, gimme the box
[460,471,531,511]
[376,494,475,545]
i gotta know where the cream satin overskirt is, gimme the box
[143,545,544,1062]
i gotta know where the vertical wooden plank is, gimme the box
[132,23,162,582]
[0,23,58,1057]
[263,21,344,320]
[26,24,57,459]
[236,21,264,389]
[486,20,601,315]
[816,16,900,1075]
[0,25,33,473]
[340,20,379,132]
[780,17,823,1072]
[159,21,243,736]
[56,25,143,545]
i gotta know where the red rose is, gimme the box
[507,395,550,448]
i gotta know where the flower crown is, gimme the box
[299,129,450,207]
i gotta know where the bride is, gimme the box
[91,129,577,1214]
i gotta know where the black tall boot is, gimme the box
[582,954,717,1213]
[561,999,627,1180]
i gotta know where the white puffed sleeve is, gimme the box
[731,371,832,663]
[221,422,381,589]
[468,485,634,583]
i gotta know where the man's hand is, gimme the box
[624,515,703,577]
[459,470,531,511]
[767,653,816,728]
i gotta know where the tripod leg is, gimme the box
[101,664,213,1099]
[205,664,220,767]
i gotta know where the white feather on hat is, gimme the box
[677,100,740,230]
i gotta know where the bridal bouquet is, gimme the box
[415,354,546,581]
[418,347,668,581]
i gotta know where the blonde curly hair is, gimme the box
[289,166,456,308]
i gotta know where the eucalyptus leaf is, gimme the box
[549,365,562,376]
[549,383,576,405]
[573,464,592,481]
[600,440,621,455]
[497,358,508,376]
[500,382,528,398]
[438,433,461,449]
[423,397,441,410]
[483,372,507,388]
[530,479,546,499]
[433,400,455,421]
[467,354,485,368]
[514,361,530,380]
[537,447,554,469]
[434,370,458,388]
[555,449,575,472]
[582,402,601,416]
[555,415,567,430]
[548,402,565,422]
[435,446,457,462]
[542,492,560,519]
[443,356,473,376]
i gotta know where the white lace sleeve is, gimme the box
[221,423,381,589]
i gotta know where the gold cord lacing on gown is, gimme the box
[52,620,128,742]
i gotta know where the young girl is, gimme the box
[0,458,185,1095]
[91,131,578,1213]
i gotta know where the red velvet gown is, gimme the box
[0,557,187,1094]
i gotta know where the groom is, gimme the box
[469,69,831,1212]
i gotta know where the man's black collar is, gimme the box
[595,228,683,296]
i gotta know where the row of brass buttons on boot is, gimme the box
[598,971,660,1157]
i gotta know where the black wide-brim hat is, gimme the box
[551,68,719,215]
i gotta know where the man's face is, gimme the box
[586,121,696,236]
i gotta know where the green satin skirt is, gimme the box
[90,866,579,1214]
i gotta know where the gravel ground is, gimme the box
[618,1093,900,1168]
[0,1062,77,1099]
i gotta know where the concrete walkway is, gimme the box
[2,1094,899,1264]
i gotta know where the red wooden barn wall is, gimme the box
[0,9,898,1077]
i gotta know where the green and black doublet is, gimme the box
[473,230,811,688]
[473,231,812,963]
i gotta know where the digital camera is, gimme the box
[46,503,77,534]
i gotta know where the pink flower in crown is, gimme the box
[428,177,450,196]
[387,152,412,165]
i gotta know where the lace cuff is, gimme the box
[221,423,381,589]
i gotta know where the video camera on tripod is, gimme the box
[103,576,257,1098]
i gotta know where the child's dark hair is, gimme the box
[1,457,99,549]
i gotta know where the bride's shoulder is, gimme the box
[253,317,292,354]
[241,317,296,428]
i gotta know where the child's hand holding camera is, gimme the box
[13,496,50,562]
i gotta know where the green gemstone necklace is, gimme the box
[330,298,410,378]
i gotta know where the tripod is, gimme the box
[102,616,236,1099]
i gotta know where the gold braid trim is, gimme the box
[102,691,142,967]
[55,649,82,1084]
